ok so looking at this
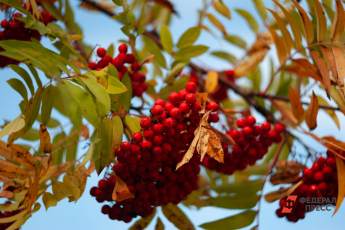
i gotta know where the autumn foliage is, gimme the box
[1,0,345,229]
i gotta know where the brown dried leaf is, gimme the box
[288,88,304,122]
[310,50,331,92]
[197,124,224,163]
[331,46,345,86]
[112,174,134,202]
[334,157,345,215]
[331,0,345,41]
[305,93,319,130]
[39,124,52,153]
[283,58,321,81]
[196,93,208,113]
[292,0,314,44]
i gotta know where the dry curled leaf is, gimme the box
[176,112,224,170]
[270,161,304,185]
[112,174,134,202]
[305,93,319,130]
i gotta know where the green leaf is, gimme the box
[66,127,79,161]
[21,128,39,141]
[165,62,187,84]
[214,179,264,195]
[129,210,156,230]
[0,116,25,139]
[10,65,34,95]
[211,51,237,64]
[93,116,121,173]
[41,85,54,125]
[200,210,257,230]
[160,25,174,53]
[162,204,195,230]
[143,36,167,68]
[81,75,111,116]
[52,132,67,164]
[213,0,231,19]
[201,194,259,209]
[106,74,128,94]
[125,115,141,134]
[7,78,28,101]
[224,34,247,49]
[0,40,78,77]
[113,116,123,149]
[26,64,42,88]
[235,8,259,33]
[177,27,201,49]
[175,45,208,61]
[112,73,132,111]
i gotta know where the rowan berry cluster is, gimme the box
[88,44,148,97]
[90,81,219,222]
[0,13,41,67]
[276,154,338,222]
[202,116,285,174]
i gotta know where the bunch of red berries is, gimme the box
[88,44,147,97]
[23,1,56,25]
[276,154,338,222]
[202,116,285,174]
[90,81,219,222]
[0,13,41,68]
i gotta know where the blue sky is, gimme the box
[1,0,345,229]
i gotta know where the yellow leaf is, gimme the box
[205,71,219,93]
[292,0,314,44]
[305,93,319,130]
[207,13,227,35]
[0,116,25,139]
[311,50,331,93]
[334,157,345,215]
[112,174,134,202]
[155,217,165,230]
[213,0,231,19]
[42,192,58,210]
[331,0,345,41]
[268,26,288,65]
[39,124,52,153]
[288,88,304,122]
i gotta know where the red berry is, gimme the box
[314,172,324,182]
[143,130,154,139]
[153,123,164,133]
[101,205,111,214]
[186,82,197,93]
[275,123,286,133]
[120,141,131,151]
[163,118,175,128]
[151,105,164,116]
[260,121,271,132]
[155,99,165,106]
[243,126,253,136]
[131,62,141,71]
[1,19,8,28]
[133,132,143,143]
[179,102,190,113]
[118,43,128,53]
[170,108,181,118]
[206,101,219,111]
[168,92,180,103]
[125,54,135,63]
[246,116,256,126]
[141,140,152,149]
[88,62,97,70]
[228,130,240,140]
[96,47,106,57]
[208,113,219,123]
[236,118,247,128]
[153,135,163,145]
[90,187,98,196]
[140,117,152,129]
[185,93,196,104]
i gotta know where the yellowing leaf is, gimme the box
[288,88,304,122]
[160,25,174,53]
[292,0,314,44]
[334,157,345,215]
[0,116,25,139]
[283,58,321,81]
[129,210,156,230]
[331,0,345,41]
[213,0,231,19]
[112,174,134,202]
[42,192,58,210]
[205,71,219,93]
[305,93,319,130]
[162,204,195,230]
[207,13,227,34]
[264,180,303,203]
